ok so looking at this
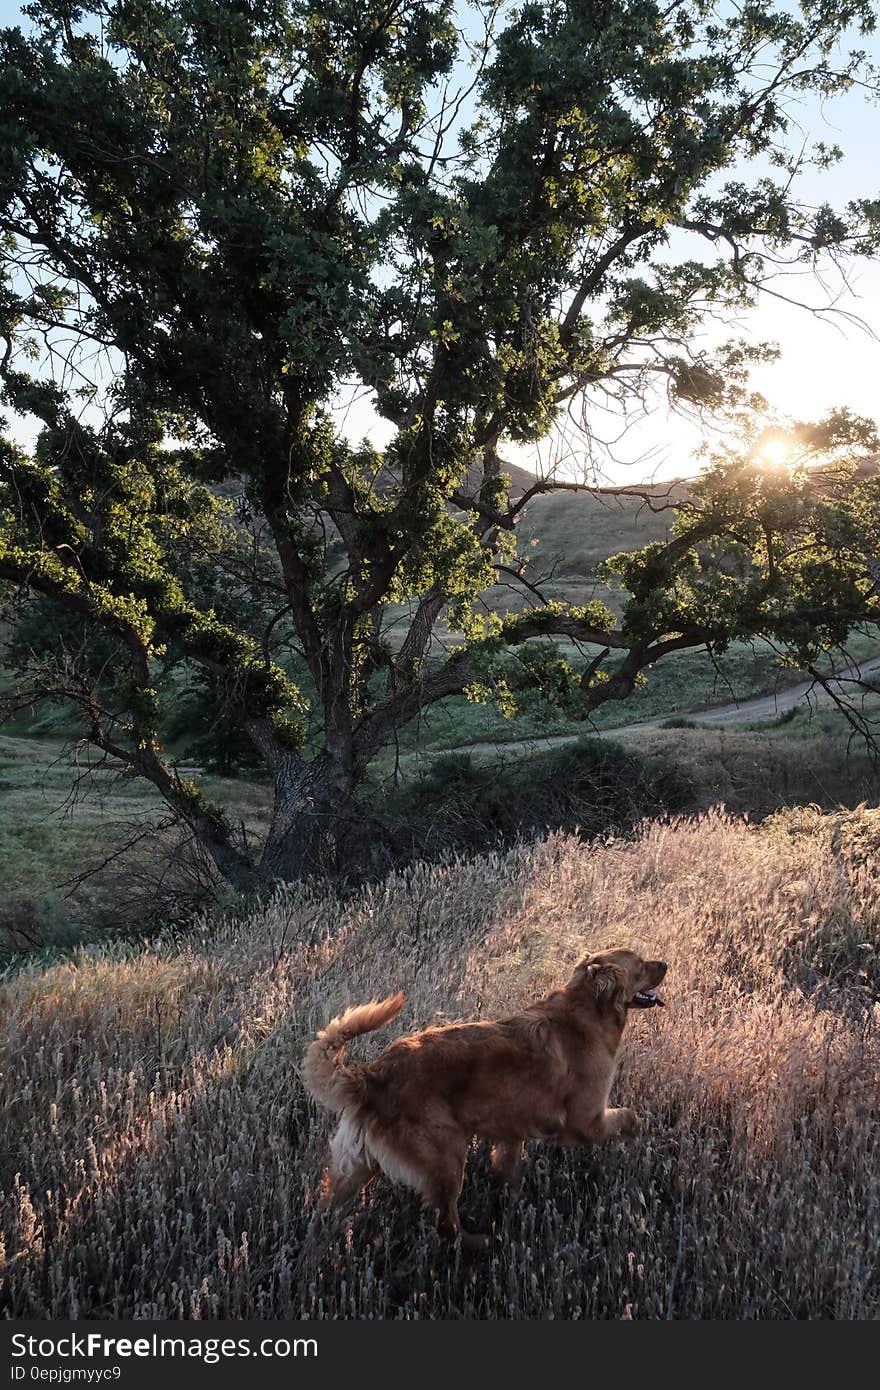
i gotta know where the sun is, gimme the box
[756,434,794,470]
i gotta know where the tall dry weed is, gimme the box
[1,812,878,1318]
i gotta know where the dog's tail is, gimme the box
[301,992,406,1113]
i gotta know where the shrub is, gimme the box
[356,737,693,874]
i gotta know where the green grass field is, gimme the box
[376,628,880,760]
[0,732,270,952]
[4,682,879,959]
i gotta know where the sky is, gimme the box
[1,0,878,485]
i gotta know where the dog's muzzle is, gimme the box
[629,988,664,1008]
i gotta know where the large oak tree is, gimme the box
[1,0,880,889]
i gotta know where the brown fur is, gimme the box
[301,947,667,1246]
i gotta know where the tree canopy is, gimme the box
[1,0,879,889]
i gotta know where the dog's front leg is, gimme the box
[490,1140,526,1196]
[595,1106,640,1141]
[557,1106,640,1147]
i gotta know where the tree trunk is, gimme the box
[255,749,357,885]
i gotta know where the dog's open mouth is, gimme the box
[629,988,664,1008]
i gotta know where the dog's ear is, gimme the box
[592,962,625,1007]
[567,955,594,989]
[575,960,627,1020]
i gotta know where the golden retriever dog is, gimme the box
[302,947,667,1247]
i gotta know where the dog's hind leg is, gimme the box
[490,1140,526,1196]
[321,1117,379,1211]
[321,1157,378,1211]
[425,1150,489,1252]
[368,1123,488,1251]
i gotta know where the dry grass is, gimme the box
[619,724,880,814]
[1,809,879,1319]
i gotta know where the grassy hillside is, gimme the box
[2,809,878,1318]
[0,731,272,948]
[3,700,879,955]
[513,480,682,584]
[373,625,880,758]
[384,471,880,746]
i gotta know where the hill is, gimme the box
[481,453,879,614]
[2,809,878,1318]
[494,478,686,616]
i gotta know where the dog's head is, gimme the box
[569,948,667,1022]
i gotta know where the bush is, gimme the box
[364,736,693,871]
[265,737,692,881]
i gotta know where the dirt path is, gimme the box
[452,654,880,760]
[681,654,880,727]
